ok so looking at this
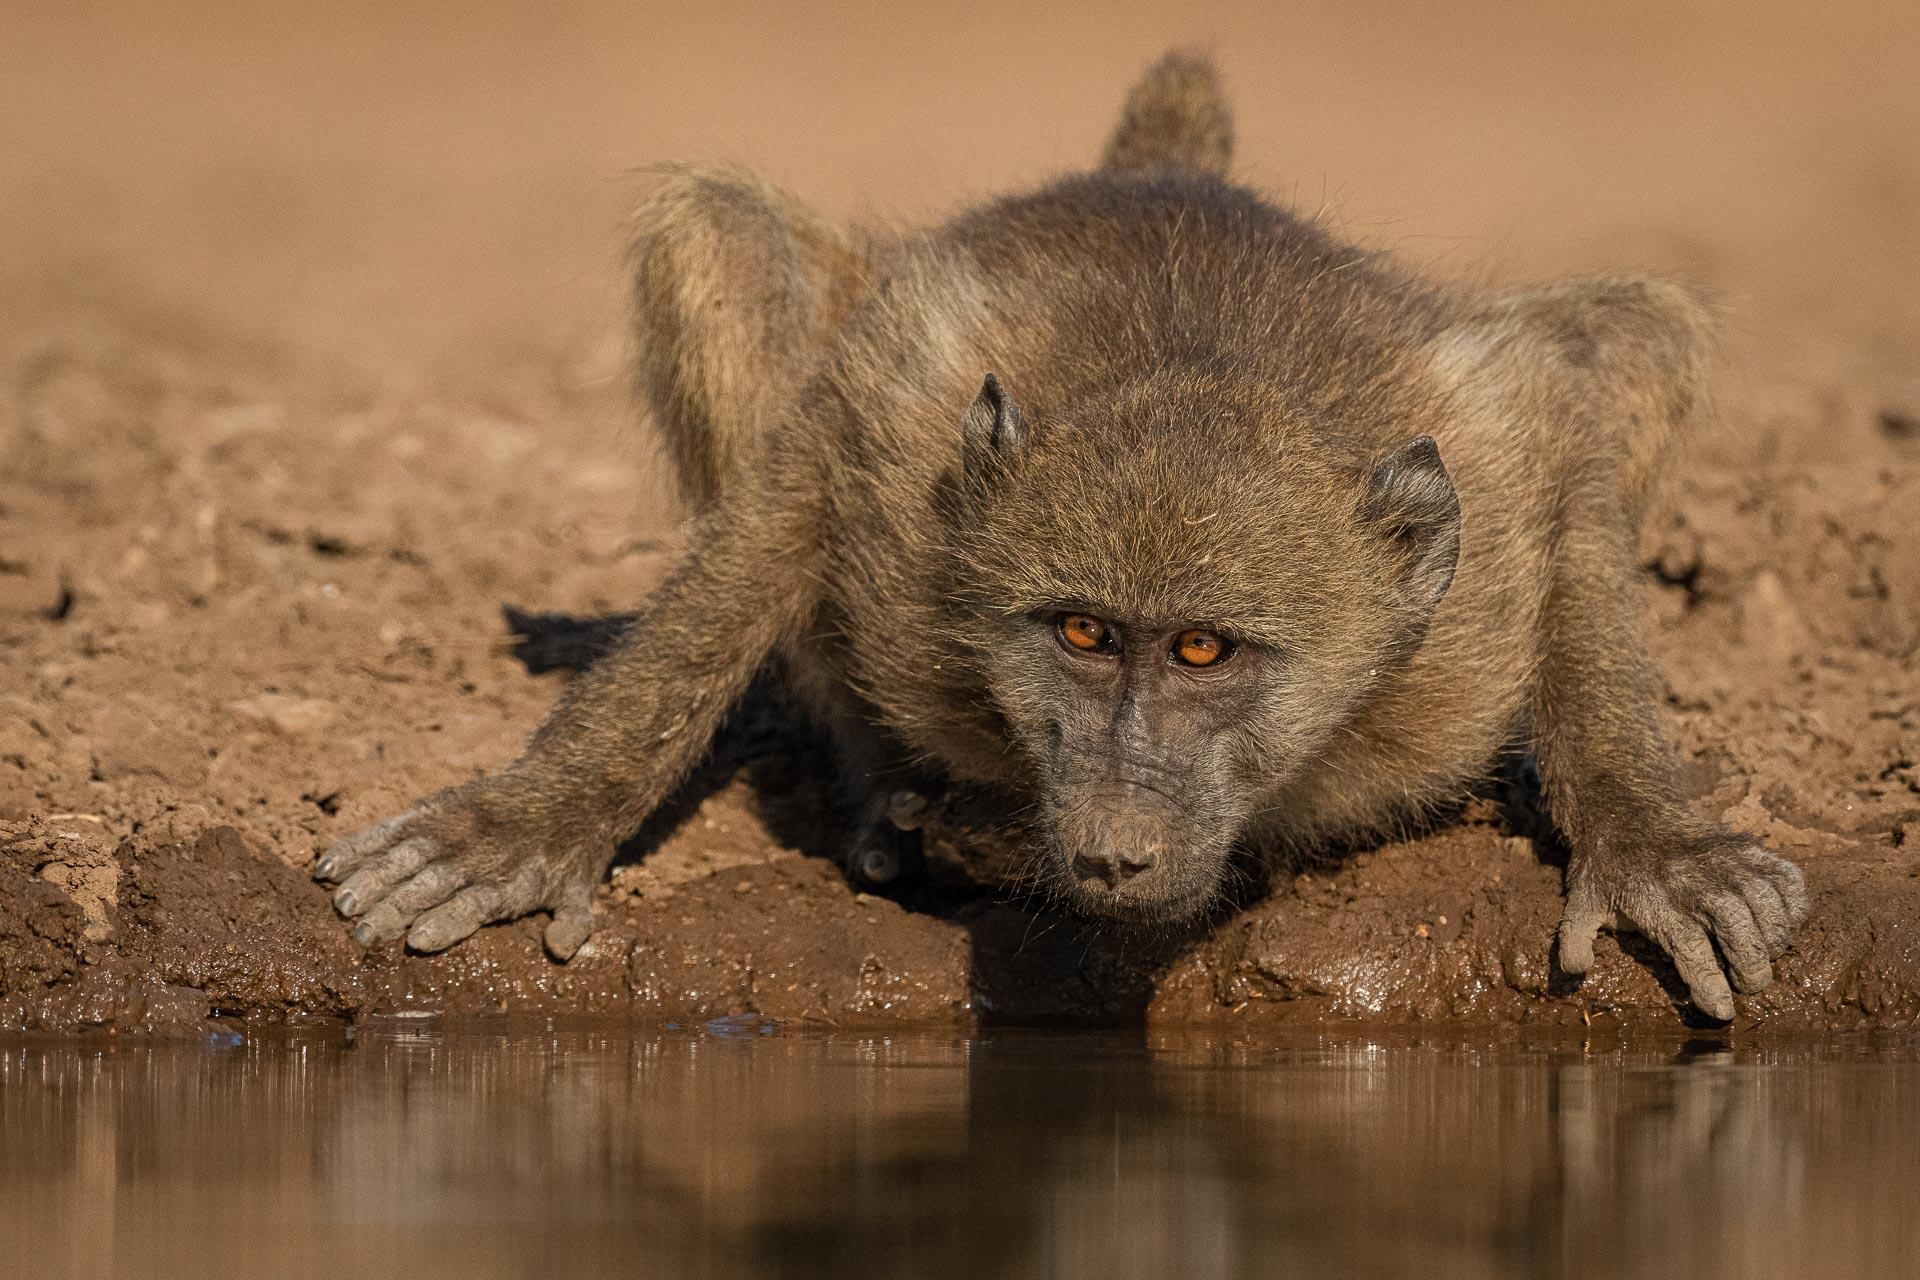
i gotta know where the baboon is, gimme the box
[316,50,1807,1020]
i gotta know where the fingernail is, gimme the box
[333,889,357,915]
[857,847,900,884]
[351,922,375,947]
[313,857,336,880]
[887,791,929,831]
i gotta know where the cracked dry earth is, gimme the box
[2,3,1917,1036]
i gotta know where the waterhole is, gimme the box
[7,1026,1917,1278]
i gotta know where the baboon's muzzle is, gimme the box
[1044,778,1232,922]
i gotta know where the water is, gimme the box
[5,1024,1917,1279]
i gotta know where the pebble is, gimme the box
[228,693,335,736]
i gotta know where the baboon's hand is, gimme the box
[313,780,603,961]
[1556,826,1809,1021]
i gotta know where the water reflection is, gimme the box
[4,1026,1917,1279]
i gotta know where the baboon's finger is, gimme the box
[1772,857,1811,928]
[887,790,929,831]
[856,843,902,886]
[314,815,409,883]
[1555,881,1609,977]
[407,884,504,953]
[351,866,465,946]
[332,838,432,917]
[1639,907,1736,1022]
[1739,877,1795,959]
[543,881,598,962]
[1706,894,1773,995]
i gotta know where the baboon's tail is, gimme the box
[1100,49,1233,176]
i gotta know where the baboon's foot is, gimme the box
[847,788,931,888]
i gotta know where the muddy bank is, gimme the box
[5,781,1918,1035]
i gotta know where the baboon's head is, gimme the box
[952,371,1460,923]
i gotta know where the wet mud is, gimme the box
[2,3,1917,1035]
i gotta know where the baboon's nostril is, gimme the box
[1072,851,1117,885]
[1074,846,1156,886]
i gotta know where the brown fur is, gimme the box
[315,51,1805,1019]
[628,163,874,509]
[1100,48,1234,176]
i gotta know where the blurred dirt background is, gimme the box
[1,0,1916,1033]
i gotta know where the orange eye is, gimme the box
[1172,628,1231,668]
[1058,614,1114,654]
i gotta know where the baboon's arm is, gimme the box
[1437,276,1804,1018]
[314,462,824,958]
[1530,476,1807,1019]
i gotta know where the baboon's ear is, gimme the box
[1362,435,1461,611]
[963,373,1029,483]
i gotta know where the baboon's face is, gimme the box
[953,374,1461,924]
[1008,608,1274,921]
[968,509,1401,925]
